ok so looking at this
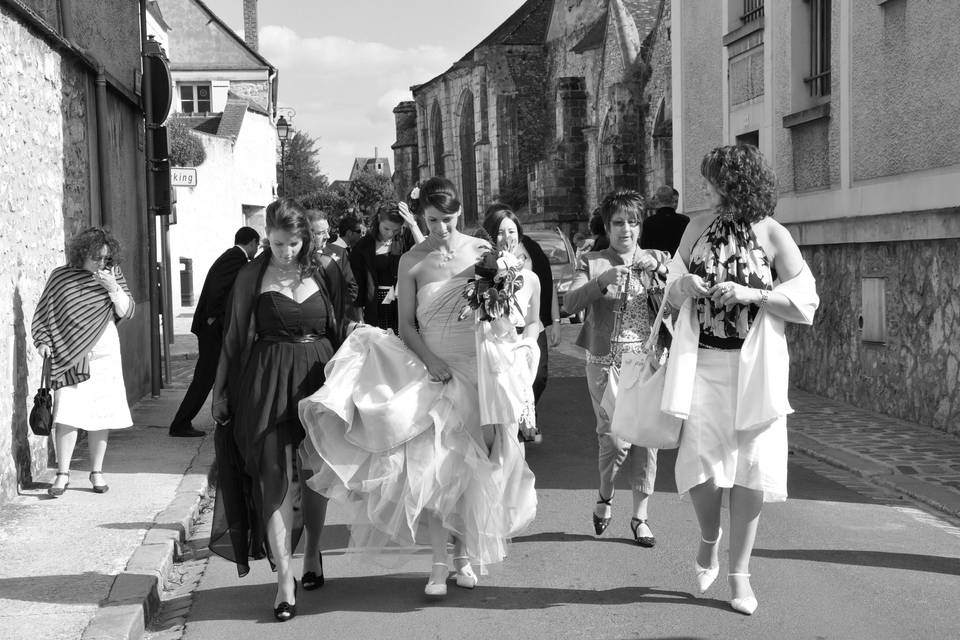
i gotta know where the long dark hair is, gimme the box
[481,203,524,246]
[265,198,320,277]
[368,200,416,254]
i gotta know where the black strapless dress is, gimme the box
[210,290,335,576]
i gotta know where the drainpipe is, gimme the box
[140,0,162,397]
[95,68,112,228]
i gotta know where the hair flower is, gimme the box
[410,186,420,201]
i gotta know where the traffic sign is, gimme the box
[171,167,198,187]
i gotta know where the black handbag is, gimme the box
[28,356,53,437]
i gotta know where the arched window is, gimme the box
[431,102,445,177]
[458,90,477,226]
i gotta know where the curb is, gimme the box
[81,435,216,640]
[789,432,960,520]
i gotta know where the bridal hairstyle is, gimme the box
[410,176,461,218]
[481,203,524,245]
[700,144,778,223]
[265,197,320,277]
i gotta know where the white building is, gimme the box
[150,0,278,313]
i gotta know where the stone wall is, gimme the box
[0,5,150,502]
[790,238,960,435]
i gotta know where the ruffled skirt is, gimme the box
[299,327,537,571]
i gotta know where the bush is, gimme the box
[168,119,206,167]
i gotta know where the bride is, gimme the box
[299,177,537,597]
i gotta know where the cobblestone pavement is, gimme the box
[145,498,213,640]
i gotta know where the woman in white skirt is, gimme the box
[32,227,135,497]
[665,145,818,615]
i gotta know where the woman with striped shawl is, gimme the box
[32,227,135,498]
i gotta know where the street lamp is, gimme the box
[276,115,290,197]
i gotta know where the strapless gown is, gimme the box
[299,276,537,570]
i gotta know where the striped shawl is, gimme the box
[32,265,135,389]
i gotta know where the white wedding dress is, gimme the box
[299,276,538,569]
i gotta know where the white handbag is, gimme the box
[609,295,683,449]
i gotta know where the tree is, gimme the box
[168,117,206,167]
[349,169,395,218]
[278,129,328,198]
[298,184,353,223]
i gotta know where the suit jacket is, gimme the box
[562,247,669,357]
[639,208,690,255]
[321,243,361,321]
[191,246,248,335]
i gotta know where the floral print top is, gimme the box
[689,214,774,341]
[587,266,664,369]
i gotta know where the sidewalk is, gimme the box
[0,318,213,640]
[552,323,960,519]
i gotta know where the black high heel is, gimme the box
[89,471,109,494]
[274,579,297,622]
[302,551,324,591]
[48,472,70,498]
[593,493,613,535]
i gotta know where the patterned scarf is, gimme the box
[32,265,134,389]
[688,215,773,339]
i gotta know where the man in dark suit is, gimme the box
[169,227,260,437]
[307,209,361,321]
[639,186,689,256]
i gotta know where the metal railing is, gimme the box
[741,0,764,24]
[804,0,831,96]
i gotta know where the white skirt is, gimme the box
[674,348,787,503]
[53,321,133,431]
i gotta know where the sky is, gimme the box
[201,0,525,180]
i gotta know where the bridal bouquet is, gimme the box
[458,249,525,322]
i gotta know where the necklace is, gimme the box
[429,237,456,266]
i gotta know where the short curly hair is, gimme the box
[67,227,121,268]
[700,144,777,223]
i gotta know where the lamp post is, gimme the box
[276,115,290,197]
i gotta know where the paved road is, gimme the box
[169,377,960,640]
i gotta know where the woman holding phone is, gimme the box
[32,227,136,497]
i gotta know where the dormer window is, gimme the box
[179,83,211,114]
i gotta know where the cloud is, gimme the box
[258,26,453,179]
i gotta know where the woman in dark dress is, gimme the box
[349,200,424,333]
[210,198,352,621]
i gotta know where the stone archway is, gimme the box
[458,90,477,227]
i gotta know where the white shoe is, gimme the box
[728,573,758,615]
[453,556,478,589]
[694,528,722,594]
[424,563,448,597]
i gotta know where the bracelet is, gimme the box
[552,318,561,323]
[758,289,769,307]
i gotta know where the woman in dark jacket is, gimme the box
[210,198,354,621]
[483,204,561,440]
[349,201,424,333]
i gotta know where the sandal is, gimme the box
[48,472,70,498]
[630,517,655,548]
[453,556,478,589]
[592,493,613,535]
[302,550,324,591]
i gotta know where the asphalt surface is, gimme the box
[173,378,960,640]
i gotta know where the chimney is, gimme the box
[243,0,259,51]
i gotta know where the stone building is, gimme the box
[392,0,671,231]
[155,0,277,315]
[0,1,151,500]
[673,0,960,434]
